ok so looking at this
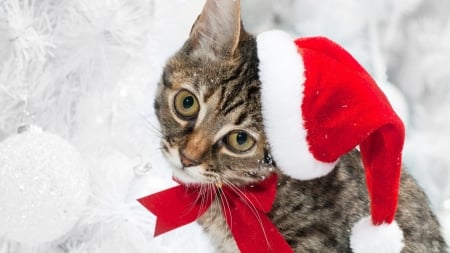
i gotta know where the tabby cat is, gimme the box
[153,0,448,252]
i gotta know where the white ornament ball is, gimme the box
[0,126,90,244]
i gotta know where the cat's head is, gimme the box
[154,0,275,186]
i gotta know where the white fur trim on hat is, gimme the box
[256,30,335,180]
[350,216,404,253]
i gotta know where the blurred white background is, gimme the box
[0,0,449,252]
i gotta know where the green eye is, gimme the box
[225,131,255,153]
[174,90,199,119]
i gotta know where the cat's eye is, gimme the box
[174,90,199,119]
[225,131,255,153]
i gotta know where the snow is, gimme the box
[0,0,449,252]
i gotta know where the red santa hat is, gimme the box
[256,30,405,252]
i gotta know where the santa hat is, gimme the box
[256,30,405,253]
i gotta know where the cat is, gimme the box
[152,0,448,252]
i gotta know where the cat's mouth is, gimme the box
[172,165,210,184]
[161,141,211,184]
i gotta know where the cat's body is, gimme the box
[154,0,447,252]
[198,151,446,252]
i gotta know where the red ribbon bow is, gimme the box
[138,173,293,253]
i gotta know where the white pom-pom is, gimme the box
[350,216,404,253]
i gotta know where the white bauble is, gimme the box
[0,126,90,244]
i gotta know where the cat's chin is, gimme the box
[172,166,210,185]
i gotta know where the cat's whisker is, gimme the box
[150,146,170,157]
[140,125,163,139]
[222,178,271,248]
[137,113,163,138]
[181,195,200,218]
[194,183,206,205]
[196,184,208,219]
[179,182,209,218]
[205,184,215,208]
[210,184,220,228]
[206,183,219,220]
[217,183,234,232]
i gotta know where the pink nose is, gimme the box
[180,151,200,167]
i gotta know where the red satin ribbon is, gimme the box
[138,173,293,253]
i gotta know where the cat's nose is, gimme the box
[180,151,200,167]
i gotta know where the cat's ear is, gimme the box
[188,0,243,59]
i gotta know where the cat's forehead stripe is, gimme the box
[234,111,248,125]
[219,82,242,111]
[223,99,245,116]
[202,87,215,103]
[162,70,172,88]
